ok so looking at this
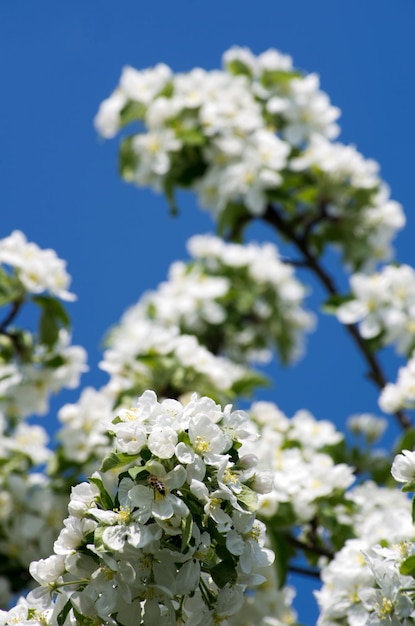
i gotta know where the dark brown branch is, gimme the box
[0,299,23,333]
[262,203,412,431]
[286,534,335,560]
[288,564,321,580]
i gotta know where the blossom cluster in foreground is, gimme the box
[316,450,415,625]
[0,391,274,626]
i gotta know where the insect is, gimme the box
[147,474,167,496]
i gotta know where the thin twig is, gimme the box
[287,534,334,560]
[289,564,321,580]
[0,299,23,333]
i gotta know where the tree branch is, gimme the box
[286,534,334,560]
[0,299,23,333]
[288,564,321,580]
[262,203,412,431]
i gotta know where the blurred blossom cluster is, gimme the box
[95,46,404,271]
[336,265,415,356]
[99,233,314,408]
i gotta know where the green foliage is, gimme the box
[34,295,71,348]
[0,268,24,307]
[210,558,237,589]
[400,554,415,577]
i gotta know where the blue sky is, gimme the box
[1,1,415,622]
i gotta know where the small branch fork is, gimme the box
[260,203,411,431]
[0,299,23,334]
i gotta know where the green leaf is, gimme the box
[261,70,302,88]
[400,554,415,577]
[217,202,250,240]
[268,530,295,587]
[39,310,59,347]
[395,428,415,455]
[100,451,139,472]
[89,476,114,510]
[0,269,24,306]
[57,599,73,626]
[237,484,258,512]
[119,101,146,127]
[44,355,66,369]
[402,480,415,493]
[226,59,253,78]
[128,467,148,482]
[172,150,207,187]
[295,186,319,204]
[175,127,206,146]
[210,559,237,588]
[33,296,70,327]
[322,294,354,314]
[181,515,193,552]
[412,497,415,525]
[93,525,106,552]
[34,296,71,348]
[231,370,270,397]
[163,175,179,216]
[119,136,138,181]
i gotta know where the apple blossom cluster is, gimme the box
[336,265,415,356]
[316,458,415,625]
[316,538,415,625]
[0,231,89,604]
[346,413,387,445]
[51,387,115,480]
[289,143,405,271]
[141,234,314,365]
[0,417,53,604]
[100,304,263,407]
[0,231,75,301]
[0,329,87,420]
[245,401,354,524]
[227,564,298,626]
[0,391,275,626]
[357,543,415,624]
[95,46,404,270]
[0,471,69,608]
[335,480,414,547]
[0,231,87,421]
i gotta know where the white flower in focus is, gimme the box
[123,465,188,524]
[391,449,415,484]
